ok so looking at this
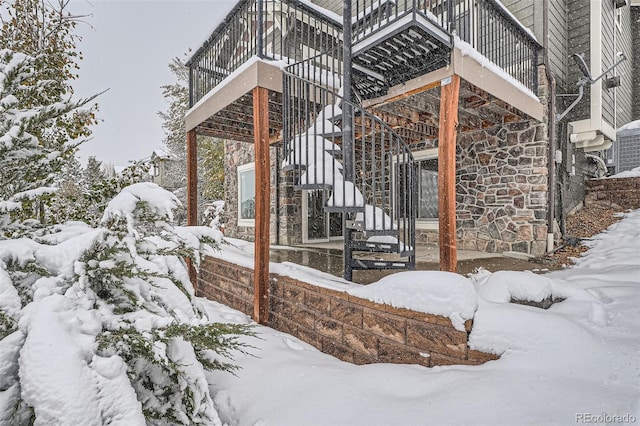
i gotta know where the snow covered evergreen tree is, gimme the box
[0,49,96,234]
[0,183,253,424]
[0,0,98,231]
[0,0,98,146]
[1,7,252,424]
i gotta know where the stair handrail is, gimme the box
[282,53,416,258]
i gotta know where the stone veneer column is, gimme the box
[455,118,549,256]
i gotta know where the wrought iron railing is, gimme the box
[282,52,416,278]
[187,0,342,107]
[351,0,541,91]
[188,0,540,107]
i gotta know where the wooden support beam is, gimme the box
[186,128,198,287]
[187,129,198,226]
[438,75,460,273]
[371,80,441,109]
[253,87,270,325]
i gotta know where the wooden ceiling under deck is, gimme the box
[194,90,284,143]
[193,77,533,147]
[368,80,532,146]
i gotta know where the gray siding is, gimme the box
[567,0,591,122]
[615,5,633,128]
[633,7,640,121]
[501,0,535,29]
[503,0,568,90]
[601,0,616,127]
[627,7,640,121]
[547,0,568,89]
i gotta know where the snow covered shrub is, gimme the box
[46,158,152,227]
[202,200,225,231]
[0,183,253,425]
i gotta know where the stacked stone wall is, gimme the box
[455,120,549,256]
[198,257,498,367]
[277,166,304,245]
[585,177,640,210]
[223,141,285,243]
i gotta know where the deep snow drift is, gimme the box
[203,209,640,426]
[1,189,638,424]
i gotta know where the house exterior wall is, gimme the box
[223,141,305,245]
[566,0,591,121]
[455,119,549,256]
[601,1,633,128]
[223,141,281,243]
[601,0,617,127]
[278,166,304,245]
[224,117,549,256]
[633,7,640,121]
[615,4,634,127]
[547,0,569,90]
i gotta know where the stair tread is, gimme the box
[349,258,415,271]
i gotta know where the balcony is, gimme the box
[187,0,540,114]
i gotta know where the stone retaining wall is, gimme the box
[197,257,498,367]
[585,177,640,210]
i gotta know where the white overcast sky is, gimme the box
[69,0,236,166]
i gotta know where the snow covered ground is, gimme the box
[203,209,640,426]
[1,188,638,425]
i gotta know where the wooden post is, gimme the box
[253,87,270,324]
[186,128,198,287]
[438,75,460,273]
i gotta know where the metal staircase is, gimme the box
[282,50,416,281]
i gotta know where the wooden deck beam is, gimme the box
[186,128,198,286]
[253,87,270,325]
[438,75,460,273]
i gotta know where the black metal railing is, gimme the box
[187,0,342,107]
[351,0,540,91]
[282,52,416,278]
[187,0,540,107]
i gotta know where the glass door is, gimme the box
[302,190,343,243]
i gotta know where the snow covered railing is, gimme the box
[187,0,342,107]
[351,0,541,92]
[282,51,417,276]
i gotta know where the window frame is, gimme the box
[394,148,440,230]
[237,162,256,227]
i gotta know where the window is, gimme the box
[237,163,255,226]
[415,157,439,220]
[397,149,439,225]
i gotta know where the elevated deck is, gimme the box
[185,41,543,145]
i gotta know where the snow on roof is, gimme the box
[297,0,341,24]
[151,149,174,160]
